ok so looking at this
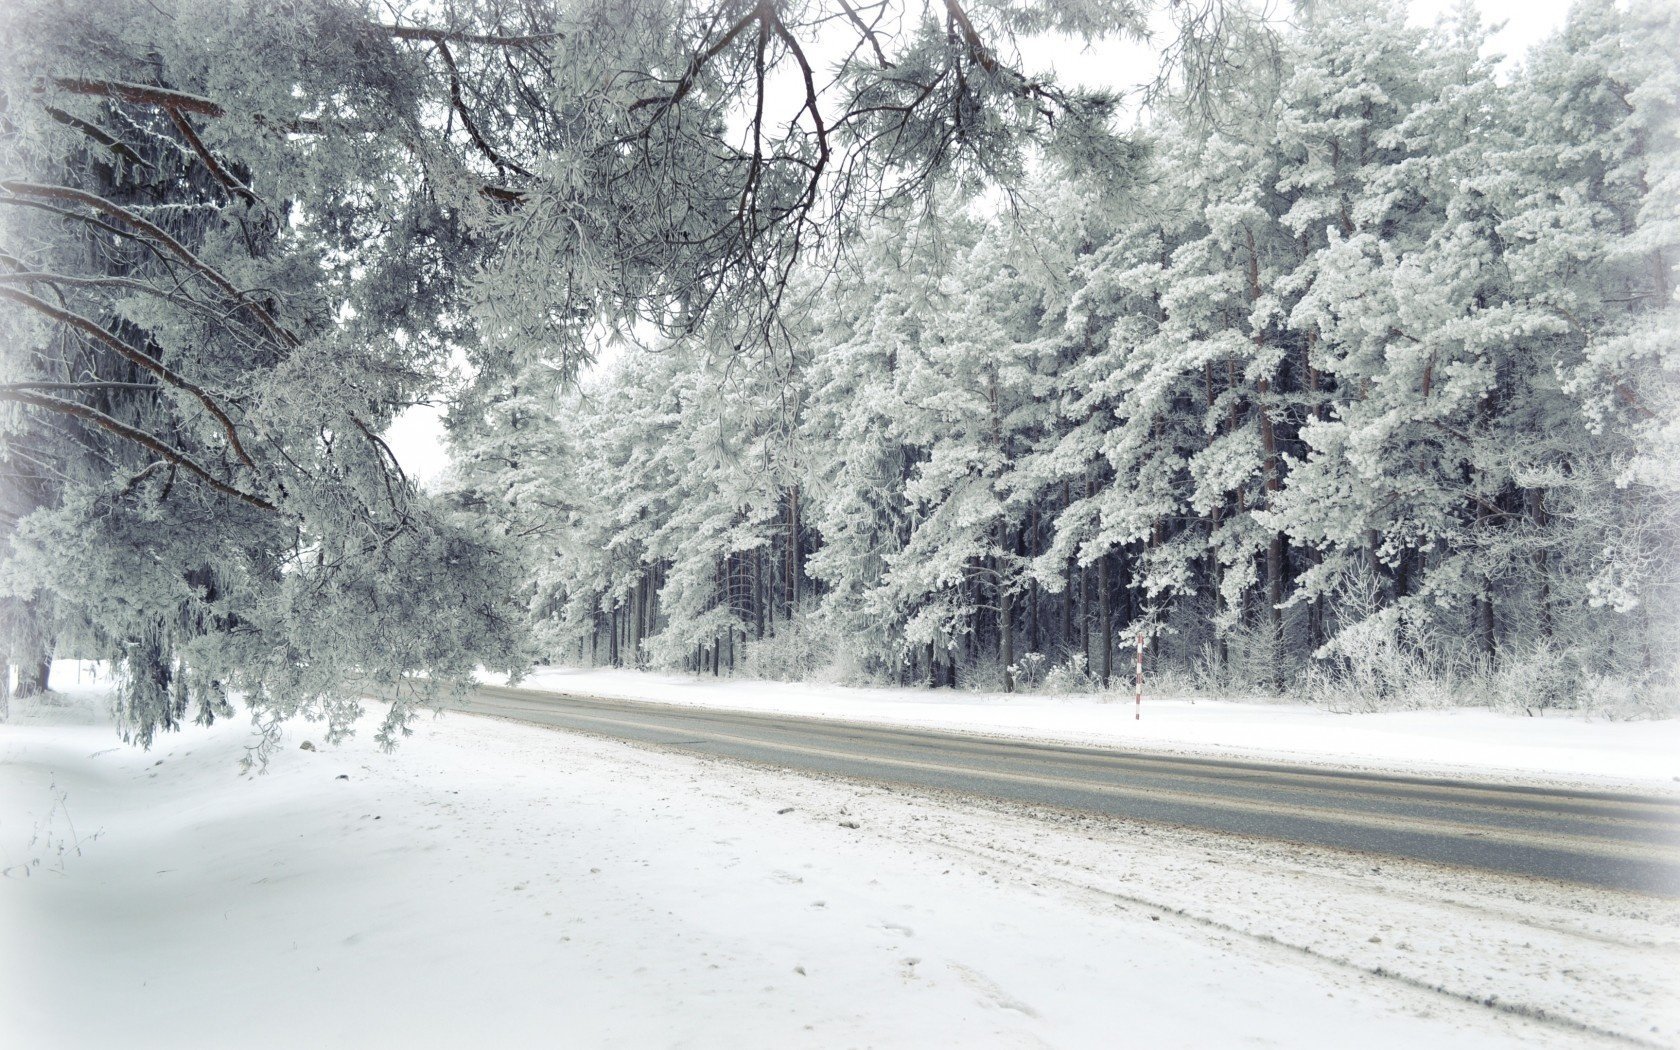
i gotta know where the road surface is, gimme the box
[463,684,1680,895]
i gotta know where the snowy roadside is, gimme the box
[482,666,1680,792]
[4,682,1677,1048]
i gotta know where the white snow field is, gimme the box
[4,676,1678,1049]
[489,666,1680,790]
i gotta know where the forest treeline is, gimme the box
[453,0,1678,710]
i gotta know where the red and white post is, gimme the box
[1134,632,1144,721]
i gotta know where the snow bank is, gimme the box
[487,666,1680,789]
[7,680,1672,1048]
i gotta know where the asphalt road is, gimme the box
[464,684,1680,895]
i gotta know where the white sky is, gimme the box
[382,0,1578,490]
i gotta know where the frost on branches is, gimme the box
[450,0,1678,713]
[0,0,1151,744]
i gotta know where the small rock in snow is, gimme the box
[335,774,349,781]
[838,821,860,829]
[299,741,316,751]
[776,807,794,815]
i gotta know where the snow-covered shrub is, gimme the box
[738,606,840,683]
[1577,675,1680,720]
[1476,642,1680,719]
[1009,652,1048,691]
[1480,643,1579,715]
[1305,627,1457,713]
[1042,654,1101,695]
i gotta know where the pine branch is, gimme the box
[0,284,256,467]
[0,181,296,348]
[0,389,275,512]
[51,78,224,117]
[374,23,558,47]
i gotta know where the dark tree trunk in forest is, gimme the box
[1480,585,1497,661]
[1246,230,1286,683]
[1099,551,1112,687]
[997,529,1014,693]
[1061,482,1073,651]
[1530,489,1552,641]
[1062,557,1074,656]
[15,651,51,698]
[754,550,765,640]
[1026,509,1041,655]
[1266,531,1285,655]
[786,485,801,616]
[1079,563,1090,665]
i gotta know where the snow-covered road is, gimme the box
[488,666,1680,790]
[463,683,1680,893]
[4,685,1677,1048]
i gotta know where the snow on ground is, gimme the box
[485,666,1680,791]
[4,671,1678,1048]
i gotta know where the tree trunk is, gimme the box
[997,529,1014,694]
[1529,489,1552,641]
[1061,482,1073,650]
[1099,551,1112,688]
[15,652,51,698]
[1027,505,1040,655]
[786,484,801,616]
[1266,530,1285,677]
[1480,585,1497,662]
[754,549,766,640]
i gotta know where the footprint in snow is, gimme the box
[949,962,1039,1019]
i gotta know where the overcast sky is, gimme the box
[382,0,1579,490]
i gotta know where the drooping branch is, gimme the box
[436,39,533,177]
[166,109,261,207]
[941,0,1066,123]
[767,15,831,211]
[0,284,256,467]
[837,0,893,69]
[43,107,153,170]
[2,381,159,393]
[0,389,276,512]
[0,270,270,342]
[627,5,763,121]
[0,181,297,347]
